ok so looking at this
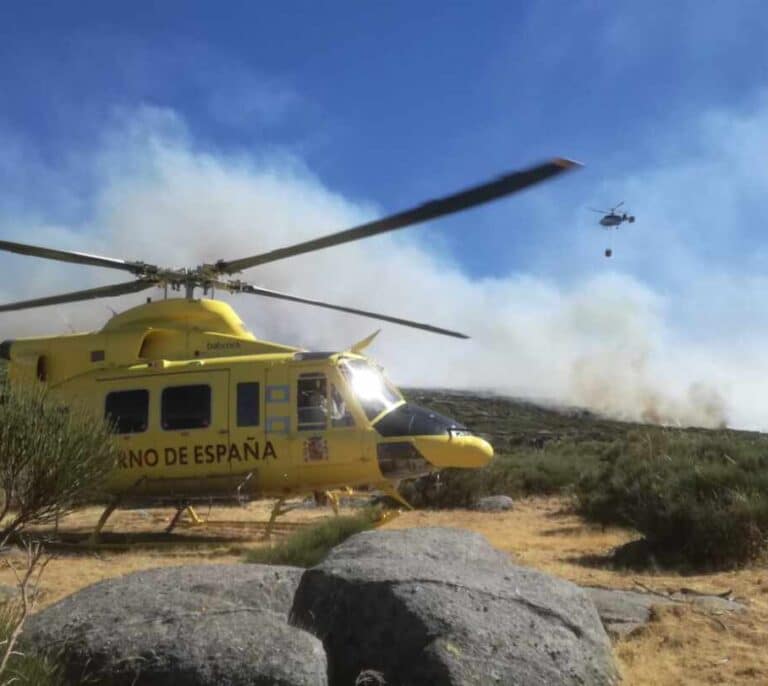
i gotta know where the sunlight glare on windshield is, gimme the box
[340,359,401,420]
[350,367,385,401]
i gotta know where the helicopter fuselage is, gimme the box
[599,213,622,227]
[1,299,492,504]
[599,212,635,227]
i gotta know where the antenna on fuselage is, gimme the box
[55,309,76,333]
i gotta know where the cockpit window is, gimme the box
[373,402,470,437]
[339,359,401,421]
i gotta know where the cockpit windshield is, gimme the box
[338,358,402,421]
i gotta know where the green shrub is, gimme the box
[245,508,380,567]
[399,443,606,508]
[0,374,118,684]
[575,430,768,568]
[0,378,120,542]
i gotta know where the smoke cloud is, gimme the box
[0,105,765,430]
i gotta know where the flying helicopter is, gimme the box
[0,157,580,539]
[589,202,636,257]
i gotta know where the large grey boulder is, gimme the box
[290,527,618,686]
[24,564,326,686]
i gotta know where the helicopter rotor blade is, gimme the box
[614,201,624,210]
[0,239,150,274]
[0,279,158,312]
[219,280,469,339]
[216,157,581,274]
[588,208,608,213]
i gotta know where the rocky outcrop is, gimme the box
[585,586,746,638]
[23,530,632,686]
[24,564,326,686]
[290,527,619,686]
[585,587,661,638]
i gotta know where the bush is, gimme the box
[0,374,118,684]
[0,378,120,542]
[575,430,768,568]
[245,509,380,567]
[399,443,606,508]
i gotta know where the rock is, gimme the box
[668,589,746,613]
[355,670,387,686]
[291,527,618,686]
[24,564,326,686]
[584,586,747,639]
[584,587,660,638]
[472,495,514,512]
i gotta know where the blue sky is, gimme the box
[3,3,763,149]
[1,2,768,427]
[3,1,766,274]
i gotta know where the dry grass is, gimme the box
[0,500,334,608]
[1,497,765,685]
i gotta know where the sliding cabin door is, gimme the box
[100,369,230,497]
[154,370,231,495]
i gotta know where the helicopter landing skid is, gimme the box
[88,476,150,544]
[165,502,206,534]
[261,497,301,540]
[378,482,415,511]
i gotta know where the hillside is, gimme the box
[405,387,767,451]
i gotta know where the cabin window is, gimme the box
[237,382,260,426]
[105,390,149,434]
[297,373,327,431]
[162,385,211,430]
[330,384,354,428]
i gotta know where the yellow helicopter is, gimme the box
[0,158,579,538]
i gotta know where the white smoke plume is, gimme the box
[1,106,766,430]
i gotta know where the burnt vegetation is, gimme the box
[401,389,768,569]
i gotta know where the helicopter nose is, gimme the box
[412,434,494,469]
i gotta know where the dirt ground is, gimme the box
[2,496,766,685]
